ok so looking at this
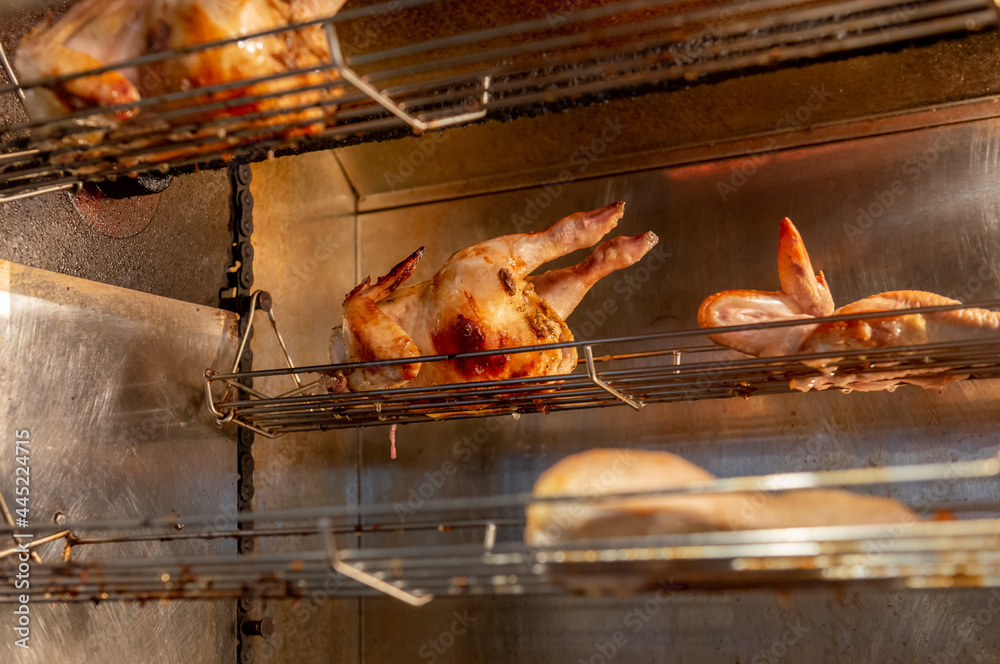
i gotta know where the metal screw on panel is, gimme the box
[52,511,67,525]
[241,618,274,639]
[240,482,255,504]
[240,647,255,664]
[238,596,253,612]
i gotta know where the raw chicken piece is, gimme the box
[329,202,660,391]
[697,217,833,357]
[698,218,1000,392]
[14,0,345,157]
[524,449,915,547]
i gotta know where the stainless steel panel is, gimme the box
[247,151,361,664]
[0,260,239,662]
[350,114,1000,663]
[337,30,1000,211]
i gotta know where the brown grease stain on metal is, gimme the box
[71,184,160,238]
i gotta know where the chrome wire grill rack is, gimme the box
[2,452,998,603]
[206,296,1000,437]
[1,0,997,201]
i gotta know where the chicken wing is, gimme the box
[329,202,660,391]
[697,217,831,357]
[699,218,1000,392]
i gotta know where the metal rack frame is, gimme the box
[205,295,1000,436]
[1,0,996,201]
[1,451,998,603]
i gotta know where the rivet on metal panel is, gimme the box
[239,537,256,555]
[240,618,274,639]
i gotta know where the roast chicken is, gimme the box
[15,0,344,160]
[524,449,916,547]
[698,218,1000,391]
[328,202,660,391]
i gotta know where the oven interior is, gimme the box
[3,1,1000,663]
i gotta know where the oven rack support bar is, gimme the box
[4,451,1000,603]
[205,296,1000,436]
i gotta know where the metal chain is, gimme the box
[222,163,261,664]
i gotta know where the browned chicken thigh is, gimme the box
[329,202,660,391]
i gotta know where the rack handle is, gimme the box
[584,345,643,410]
[320,517,434,606]
[323,21,488,133]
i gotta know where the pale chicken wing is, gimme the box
[698,217,831,356]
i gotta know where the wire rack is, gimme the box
[2,451,998,603]
[205,294,1000,437]
[1,0,997,201]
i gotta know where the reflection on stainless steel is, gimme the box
[207,297,1000,434]
[0,0,996,201]
[0,259,240,662]
[1,452,997,602]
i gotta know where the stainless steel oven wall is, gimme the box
[0,261,240,664]
[348,113,1000,663]
[248,150,362,664]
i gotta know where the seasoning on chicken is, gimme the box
[524,449,916,547]
[698,218,1000,392]
[327,202,660,391]
[14,0,345,157]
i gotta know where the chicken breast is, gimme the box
[524,449,916,547]
[329,202,660,391]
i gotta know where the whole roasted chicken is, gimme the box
[698,218,1000,391]
[15,0,344,155]
[328,202,659,391]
